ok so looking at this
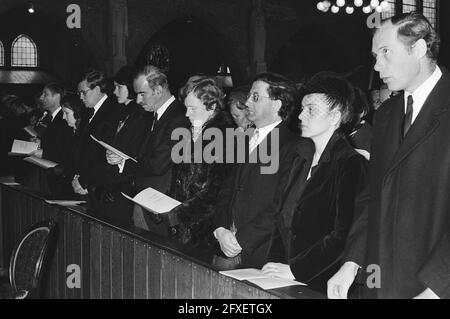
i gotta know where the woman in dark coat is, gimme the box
[101,65,149,226]
[261,73,369,294]
[163,77,235,249]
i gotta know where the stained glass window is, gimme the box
[0,41,4,66]
[382,0,396,19]
[402,0,417,14]
[423,0,437,28]
[11,34,38,67]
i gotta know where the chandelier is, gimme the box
[317,0,390,14]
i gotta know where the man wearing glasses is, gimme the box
[72,69,120,207]
[213,73,303,268]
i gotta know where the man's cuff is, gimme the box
[118,159,126,173]
[213,227,226,239]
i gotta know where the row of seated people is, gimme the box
[5,65,372,295]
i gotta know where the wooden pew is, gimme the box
[0,183,324,299]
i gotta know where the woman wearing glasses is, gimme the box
[261,73,369,294]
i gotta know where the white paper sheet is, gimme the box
[24,156,58,169]
[10,139,39,155]
[45,200,87,206]
[122,187,181,214]
[91,135,137,163]
[220,268,306,290]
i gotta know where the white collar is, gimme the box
[249,120,282,153]
[51,106,62,121]
[91,94,108,121]
[404,65,442,123]
[155,95,175,120]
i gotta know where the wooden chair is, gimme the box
[2,219,56,299]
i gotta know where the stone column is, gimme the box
[248,0,267,78]
[107,0,128,75]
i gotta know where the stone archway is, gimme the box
[134,16,243,93]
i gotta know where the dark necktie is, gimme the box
[87,108,95,122]
[151,112,158,132]
[402,95,414,137]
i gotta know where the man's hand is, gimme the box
[30,149,43,158]
[261,262,295,280]
[215,228,242,258]
[72,175,88,195]
[414,288,440,299]
[327,261,360,299]
[106,150,124,166]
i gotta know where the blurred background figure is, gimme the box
[227,86,253,131]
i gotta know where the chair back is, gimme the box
[9,219,56,298]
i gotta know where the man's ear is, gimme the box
[153,85,163,96]
[272,99,282,113]
[412,39,427,59]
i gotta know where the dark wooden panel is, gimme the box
[57,209,66,299]
[192,264,212,299]
[211,272,233,299]
[231,280,261,299]
[65,213,74,299]
[111,232,123,299]
[147,246,161,299]
[72,215,83,299]
[100,227,112,299]
[161,251,176,299]
[175,257,193,299]
[81,219,91,299]
[89,223,101,299]
[122,237,135,299]
[134,242,147,299]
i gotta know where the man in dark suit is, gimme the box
[106,65,189,234]
[328,12,450,299]
[37,83,73,197]
[72,69,121,208]
[213,73,300,268]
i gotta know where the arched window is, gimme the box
[11,34,38,67]
[0,41,4,66]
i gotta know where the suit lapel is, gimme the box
[384,74,450,179]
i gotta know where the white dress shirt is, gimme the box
[404,65,442,124]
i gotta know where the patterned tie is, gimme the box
[402,95,414,137]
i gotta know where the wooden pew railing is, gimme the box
[0,183,323,299]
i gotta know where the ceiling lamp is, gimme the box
[316,0,389,15]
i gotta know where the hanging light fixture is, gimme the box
[216,64,233,88]
[316,0,390,15]
[28,2,35,14]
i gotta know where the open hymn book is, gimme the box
[219,268,306,290]
[122,187,181,214]
[9,139,39,156]
[90,135,137,163]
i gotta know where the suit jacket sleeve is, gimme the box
[290,155,369,282]
[235,142,296,257]
[213,166,237,229]
[122,114,187,178]
[417,220,450,297]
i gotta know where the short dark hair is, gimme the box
[300,72,357,133]
[113,65,136,99]
[61,94,84,130]
[136,65,169,91]
[252,72,297,121]
[44,83,65,100]
[80,69,108,93]
[388,11,440,62]
[181,77,225,111]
